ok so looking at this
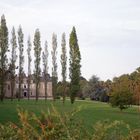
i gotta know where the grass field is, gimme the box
[0,99,140,132]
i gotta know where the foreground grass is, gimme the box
[0,99,140,133]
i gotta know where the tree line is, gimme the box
[77,68,140,111]
[0,15,81,104]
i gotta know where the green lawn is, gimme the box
[0,99,140,132]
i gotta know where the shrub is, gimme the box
[110,89,133,111]
[91,120,129,140]
[0,106,140,140]
[0,106,89,140]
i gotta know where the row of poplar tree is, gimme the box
[0,15,81,104]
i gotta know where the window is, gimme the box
[24,85,26,89]
[7,85,10,90]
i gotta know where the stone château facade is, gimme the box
[4,73,52,98]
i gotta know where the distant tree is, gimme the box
[61,33,67,103]
[79,77,88,99]
[18,25,24,101]
[112,74,130,91]
[27,36,32,100]
[34,29,41,101]
[110,74,133,111]
[102,79,112,102]
[104,79,112,96]
[10,27,17,101]
[134,68,140,113]
[129,68,140,112]
[110,89,133,111]
[81,82,90,98]
[42,40,49,101]
[56,81,63,98]
[56,81,70,99]
[106,69,140,111]
[51,33,58,101]
[80,75,109,102]
[88,75,102,100]
[89,75,100,84]
[69,27,81,104]
[0,15,8,101]
[89,75,100,92]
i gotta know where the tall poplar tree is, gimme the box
[0,14,8,101]
[69,27,81,104]
[27,36,32,100]
[51,33,58,100]
[34,29,41,101]
[18,25,24,101]
[42,40,49,101]
[61,33,67,103]
[10,27,17,101]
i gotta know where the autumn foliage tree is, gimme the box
[129,68,140,113]
[110,75,133,111]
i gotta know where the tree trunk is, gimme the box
[27,76,30,100]
[62,83,66,104]
[138,95,140,113]
[45,80,47,101]
[11,78,15,101]
[0,70,5,101]
[0,81,4,101]
[36,83,38,101]
[18,77,21,101]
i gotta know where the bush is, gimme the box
[91,120,129,140]
[0,106,140,140]
[128,129,140,140]
[0,106,89,140]
[110,89,133,111]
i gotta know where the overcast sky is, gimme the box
[1,0,140,81]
